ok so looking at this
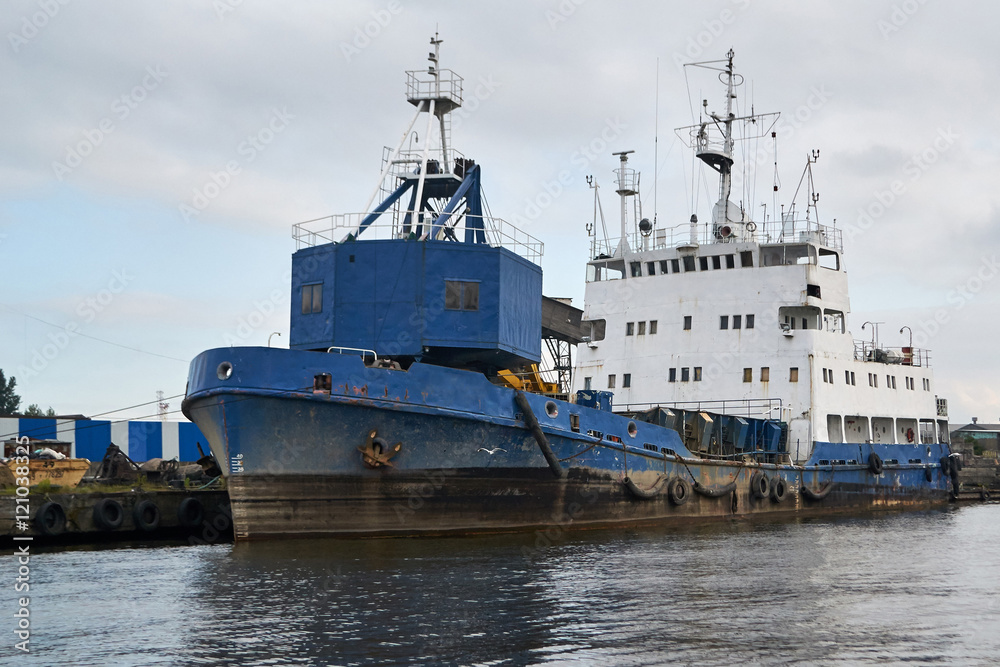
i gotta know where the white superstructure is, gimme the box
[571,51,948,463]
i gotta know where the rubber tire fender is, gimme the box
[133,499,161,532]
[177,497,205,528]
[93,498,125,531]
[35,501,67,536]
[749,470,770,500]
[868,452,884,475]
[667,477,691,506]
[770,477,788,503]
[924,466,933,483]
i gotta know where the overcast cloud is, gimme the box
[1,0,997,423]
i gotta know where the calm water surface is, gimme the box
[5,504,1000,666]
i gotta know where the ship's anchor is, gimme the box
[358,429,401,469]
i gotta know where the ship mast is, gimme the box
[676,50,778,244]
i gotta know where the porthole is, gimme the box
[544,401,558,418]
[217,362,233,381]
[627,421,638,437]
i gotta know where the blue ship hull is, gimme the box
[182,347,953,540]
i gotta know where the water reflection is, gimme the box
[17,505,1000,666]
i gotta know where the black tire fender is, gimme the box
[667,477,691,506]
[750,471,770,500]
[132,499,161,532]
[868,452,884,475]
[177,497,205,528]
[35,501,67,536]
[770,477,788,503]
[93,498,125,531]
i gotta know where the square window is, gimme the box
[669,368,677,382]
[720,315,729,330]
[694,367,702,381]
[638,321,646,335]
[608,374,616,389]
[623,373,631,388]
[760,367,770,382]
[746,314,755,329]
[733,314,742,329]
[683,315,692,330]
[301,283,323,314]
[659,260,670,274]
[626,322,634,336]
[646,261,656,276]
[699,256,709,271]
[681,367,690,382]
[445,280,479,311]
[649,320,658,334]
[712,255,721,270]
[726,254,735,269]
[743,368,752,383]
[671,258,681,273]
[790,367,799,382]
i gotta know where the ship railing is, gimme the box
[853,341,931,367]
[380,147,468,184]
[614,397,783,421]
[326,346,378,363]
[292,212,543,263]
[405,68,463,108]
[589,218,843,259]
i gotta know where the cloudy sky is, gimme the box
[1,0,997,424]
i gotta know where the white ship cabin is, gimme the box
[571,150,947,464]
[571,53,948,463]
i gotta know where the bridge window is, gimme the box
[683,256,696,272]
[740,251,753,267]
[726,254,735,268]
[630,262,642,277]
[671,258,680,273]
[699,256,709,271]
[646,261,656,276]
[445,281,479,311]
[301,282,323,314]
[659,260,670,274]
[712,256,721,270]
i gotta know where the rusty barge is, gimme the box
[182,40,955,541]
